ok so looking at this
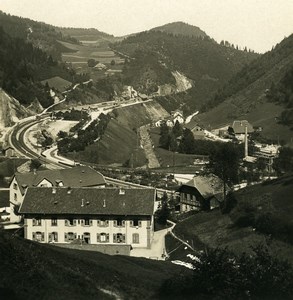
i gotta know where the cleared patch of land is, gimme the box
[197,100,292,143]
[41,76,72,92]
[149,127,206,169]
[58,40,124,80]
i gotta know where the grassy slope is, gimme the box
[172,176,293,264]
[149,127,203,168]
[72,102,168,166]
[0,231,184,300]
[196,37,293,143]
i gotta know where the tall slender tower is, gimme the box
[244,125,248,157]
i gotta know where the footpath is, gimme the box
[139,124,160,169]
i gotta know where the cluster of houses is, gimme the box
[155,110,185,128]
[2,164,227,255]
[8,166,155,255]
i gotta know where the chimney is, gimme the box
[81,199,84,207]
[52,187,56,194]
[244,125,248,157]
[33,169,37,175]
[67,187,72,194]
[119,188,125,195]
[103,199,106,207]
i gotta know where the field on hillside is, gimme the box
[58,40,124,80]
[173,210,293,264]
[0,232,186,300]
[149,127,205,168]
[197,100,293,144]
[172,176,293,264]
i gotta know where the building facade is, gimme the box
[19,187,155,251]
[177,175,225,212]
[9,166,106,223]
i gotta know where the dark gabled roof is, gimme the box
[14,166,105,194]
[19,187,155,216]
[232,120,254,134]
[179,175,225,201]
[0,190,9,208]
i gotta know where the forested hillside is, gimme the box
[195,34,293,143]
[205,34,293,111]
[58,27,114,42]
[267,66,293,128]
[112,30,259,111]
[0,12,90,108]
[0,11,79,59]
[150,21,207,38]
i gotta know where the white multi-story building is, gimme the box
[19,187,155,253]
[9,166,106,223]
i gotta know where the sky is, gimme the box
[1,0,293,53]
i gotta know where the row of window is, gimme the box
[32,218,143,227]
[32,232,140,244]
[181,193,197,202]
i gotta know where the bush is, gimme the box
[255,212,275,234]
[234,212,255,227]
[159,245,293,299]
[221,191,237,214]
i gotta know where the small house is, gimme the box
[3,147,15,158]
[177,175,225,212]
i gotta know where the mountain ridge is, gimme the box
[150,21,207,38]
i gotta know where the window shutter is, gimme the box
[105,220,109,227]
[32,232,36,240]
[122,234,125,243]
[97,220,100,226]
[41,233,45,241]
[32,219,36,226]
[81,219,85,226]
[122,220,125,227]
[106,234,109,242]
[64,233,68,242]
[73,219,77,226]
[130,221,133,227]
[113,234,117,242]
[48,233,52,242]
[90,220,93,226]
[97,233,100,242]
[138,221,142,227]
[113,220,117,227]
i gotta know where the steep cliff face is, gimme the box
[0,88,31,127]
[157,71,192,96]
[172,71,193,92]
[27,98,44,114]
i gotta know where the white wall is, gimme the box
[25,217,152,248]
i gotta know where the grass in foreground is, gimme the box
[0,231,184,300]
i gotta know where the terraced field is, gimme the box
[58,40,124,79]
